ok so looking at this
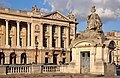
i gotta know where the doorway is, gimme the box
[21,53,26,64]
[10,52,16,64]
[0,52,5,65]
[81,51,90,73]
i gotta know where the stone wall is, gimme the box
[104,63,116,77]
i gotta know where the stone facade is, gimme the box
[0,6,77,65]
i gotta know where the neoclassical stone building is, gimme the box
[0,5,77,65]
[0,5,120,76]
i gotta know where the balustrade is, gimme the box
[4,64,67,75]
[6,65,31,74]
[42,65,60,73]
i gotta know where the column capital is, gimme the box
[5,19,9,22]
[16,20,21,23]
[27,22,31,25]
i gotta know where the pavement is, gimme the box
[0,73,118,78]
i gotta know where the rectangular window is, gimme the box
[61,40,64,48]
[62,58,66,64]
[8,24,12,31]
[63,53,66,56]
[61,26,64,33]
[52,39,56,47]
[20,24,22,31]
[8,37,11,46]
[43,38,47,47]
[52,26,56,34]
[45,52,48,55]
[20,38,22,47]
[45,57,48,64]
[43,24,47,33]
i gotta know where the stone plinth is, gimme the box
[32,64,42,74]
[104,63,116,77]
[0,65,6,75]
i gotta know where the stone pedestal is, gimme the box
[95,60,104,75]
[0,65,6,75]
[31,64,42,74]
[104,63,116,77]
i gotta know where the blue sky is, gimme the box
[0,0,120,33]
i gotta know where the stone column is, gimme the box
[5,19,9,47]
[95,46,104,74]
[49,51,53,63]
[58,26,61,48]
[5,52,10,64]
[16,53,20,64]
[49,25,52,47]
[66,51,70,62]
[27,23,30,47]
[31,23,34,47]
[16,21,20,47]
[96,46,103,61]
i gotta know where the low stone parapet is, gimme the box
[6,65,32,74]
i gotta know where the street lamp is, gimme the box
[35,40,39,64]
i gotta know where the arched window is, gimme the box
[21,53,26,64]
[0,52,5,65]
[108,41,116,63]
[10,52,16,64]
[108,41,115,49]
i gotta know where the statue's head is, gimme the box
[91,6,96,13]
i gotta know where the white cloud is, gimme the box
[41,8,50,12]
[44,0,120,22]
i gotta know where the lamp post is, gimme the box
[35,40,39,64]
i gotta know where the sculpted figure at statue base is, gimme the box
[86,6,102,32]
[76,6,104,44]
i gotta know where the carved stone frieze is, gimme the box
[47,13,68,21]
[43,12,69,21]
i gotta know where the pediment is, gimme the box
[42,11,69,21]
[70,39,96,48]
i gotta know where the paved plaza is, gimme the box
[0,73,119,78]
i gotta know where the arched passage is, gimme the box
[10,52,16,64]
[0,52,5,65]
[21,53,26,64]
[108,41,116,63]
